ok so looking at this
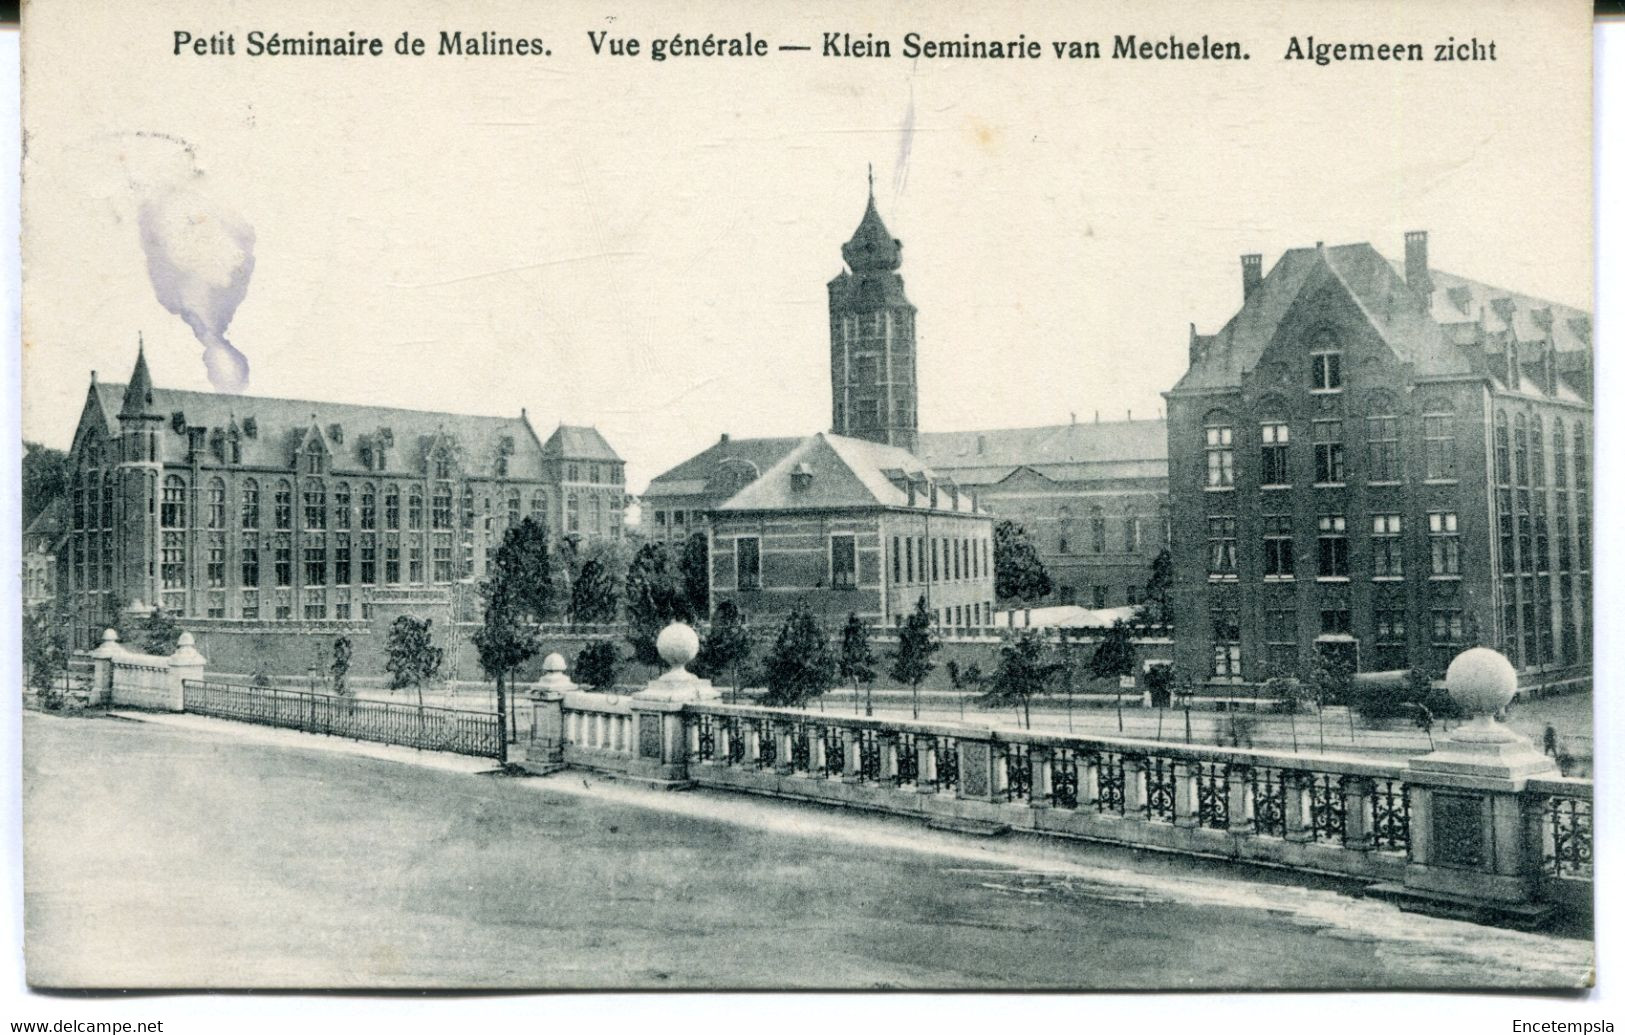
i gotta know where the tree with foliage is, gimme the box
[979,629,1060,729]
[330,636,353,696]
[889,596,941,719]
[993,520,1054,605]
[680,532,710,617]
[1262,675,1310,752]
[759,605,836,708]
[131,606,181,657]
[384,614,445,726]
[1301,650,1355,753]
[694,600,753,702]
[1132,548,1175,627]
[837,612,878,716]
[1088,619,1137,731]
[946,659,985,721]
[574,640,621,691]
[23,602,71,706]
[624,542,697,668]
[22,441,70,528]
[570,558,620,624]
[474,520,553,761]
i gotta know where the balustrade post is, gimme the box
[1173,761,1199,829]
[1082,754,1101,808]
[916,738,938,794]
[164,632,207,713]
[1122,755,1147,821]
[1341,776,1375,852]
[843,729,863,781]
[810,732,828,777]
[715,719,732,764]
[775,722,796,775]
[880,734,899,783]
[1225,765,1253,835]
[955,738,998,802]
[743,723,761,766]
[1283,770,1315,843]
[1029,747,1053,810]
[1517,792,1552,884]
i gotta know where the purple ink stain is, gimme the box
[137,188,256,393]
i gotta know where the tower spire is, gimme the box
[867,162,874,199]
[120,335,157,418]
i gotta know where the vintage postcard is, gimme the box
[18,0,1595,993]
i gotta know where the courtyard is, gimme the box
[23,711,1593,990]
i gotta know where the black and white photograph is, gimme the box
[8,0,1611,1015]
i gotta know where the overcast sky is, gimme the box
[21,0,1591,492]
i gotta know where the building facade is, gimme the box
[23,498,64,612]
[1165,233,1591,688]
[709,432,995,629]
[918,420,1169,608]
[60,346,625,646]
[640,434,800,545]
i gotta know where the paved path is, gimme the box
[21,711,1592,990]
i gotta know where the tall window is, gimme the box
[1516,490,1533,573]
[1260,422,1290,487]
[303,478,327,530]
[161,474,187,529]
[1090,507,1106,553]
[1422,399,1457,480]
[566,494,580,533]
[1123,513,1141,553]
[241,532,260,588]
[892,536,902,585]
[304,535,327,586]
[506,489,521,528]
[274,533,292,587]
[432,535,453,582]
[384,536,401,584]
[1310,346,1343,392]
[275,480,293,530]
[335,534,352,585]
[1552,417,1568,487]
[1366,397,1400,482]
[1373,586,1407,670]
[334,482,352,530]
[529,489,546,519]
[408,539,424,583]
[1428,512,1460,575]
[360,535,377,585]
[1574,422,1590,569]
[241,479,260,529]
[1531,416,1546,488]
[1210,585,1240,680]
[385,484,401,530]
[1207,516,1237,577]
[1371,514,1403,577]
[1312,419,1345,484]
[304,440,324,475]
[1319,582,1351,635]
[409,486,425,530]
[207,534,226,589]
[830,534,857,590]
[1494,412,1511,486]
[1317,515,1348,577]
[1513,414,1530,487]
[206,478,226,530]
[1263,514,1294,578]
[360,483,377,530]
[432,479,452,530]
[1204,415,1234,489]
[736,536,761,590]
[161,476,187,612]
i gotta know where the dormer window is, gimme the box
[1310,348,1343,392]
[304,440,324,474]
[790,463,813,493]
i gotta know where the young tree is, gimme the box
[837,612,878,716]
[889,596,941,719]
[1262,675,1310,753]
[1302,651,1354,753]
[474,520,552,760]
[570,558,620,624]
[946,660,985,721]
[385,615,445,725]
[624,542,696,669]
[1132,548,1174,627]
[694,600,753,702]
[759,605,836,708]
[1089,619,1137,732]
[574,640,621,691]
[23,602,71,706]
[979,629,1060,729]
[330,636,353,696]
[679,532,710,617]
[993,520,1054,605]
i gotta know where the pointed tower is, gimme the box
[116,338,165,608]
[828,169,918,453]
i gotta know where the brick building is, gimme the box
[1165,233,1591,689]
[23,498,64,612]
[708,432,994,629]
[59,345,625,646]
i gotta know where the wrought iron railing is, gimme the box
[181,679,502,759]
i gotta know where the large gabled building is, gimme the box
[1165,233,1591,689]
[59,345,625,646]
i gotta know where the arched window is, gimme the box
[408,485,425,530]
[161,475,187,529]
[206,477,226,530]
[304,478,327,530]
[274,479,293,530]
[1553,418,1568,487]
[1531,416,1546,488]
[506,488,521,527]
[1513,413,1530,486]
[1494,412,1511,486]
[101,471,114,530]
[384,484,401,530]
[432,478,452,530]
[241,478,260,529]
[1090,506,1106,554]
[334,482,352,530]
[1365,391,1400,483]
[360,482,377,530]
[1422,398,1457,480]
[1203,410,1234,488]
[303,438,324,475]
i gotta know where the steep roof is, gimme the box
[918,420,1168,485]
[841,193,902,273]
[541,424,622,462]
[1174,242,1591,394]
[718,432,979,514]
[642,436,801,500]
[23,496,65,547]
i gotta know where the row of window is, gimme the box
[1054,510,1163,556]
[1209,511,1461,579]
[1204,407,1457,488]
[727,532,991,593]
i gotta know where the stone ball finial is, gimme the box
[101,627,119,644]
[542,652,567,675]
[1445,646,1518,718]
[177,631,195,649]
[657,622,701,670]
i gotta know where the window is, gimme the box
[506,489,521,528]
[589,495,603,535]
[1260,422,1290,486]
[1212,644,1241,679]
[1428,512,1460,575]
[1208,517,1237,577]
[304,478,327,530]
[830,534,857,590]
[385,484,401,530]
[334,588,352,621]
[1319,582,1351,635]
[1204,415,1234,488]
[432,535,453,583]
[409,486,425,530]
[1263,514,1294,578]
[461,487,475,532]
[241,479,260,529]
[1123,514,1142,553]
[1373,587,1407,670]
[1517,490,1533,573]
[931,538,940,582]
[360,535,377,585]
[1531,417,1546,488]
[1091,507,1106,553]
[304,440,324,475]
[275,480,293,530]
[206,478,226,529]
[1553,417,1568,487]
[904,535,915,583]
[1317,515,1348,577]
[241,532,260,587]
[335,483,352,530]
[568,462,581,482]
[1093,586,1109,609]
[1312,419,1345,484]
[1366,403,1400,482]
[304,535,327,586]
[207,534,226,589]
[385,536,401,584]
[1265,598,1298,678]
[241,588,259,621]
[335,534,352,585]
[892,536,901,584]
[1498,487,1515,573]
[274,534,292,587]
[1494,412,1511,486]
[1514,414,1530,486]
[1311,348,1343,392]
[736,537,761,591]
[161,475,186,529]
[566,494,580,533]
[432,480,452,530]
[303,586,327,620]
[1423,401,1457,480]
[274,587,292,621]
[1371,514,1403,577]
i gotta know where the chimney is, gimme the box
[1241,253,1263,301]
[1405,230,1432,307]
[720,432,730,445]
[1189,323,1201,365]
